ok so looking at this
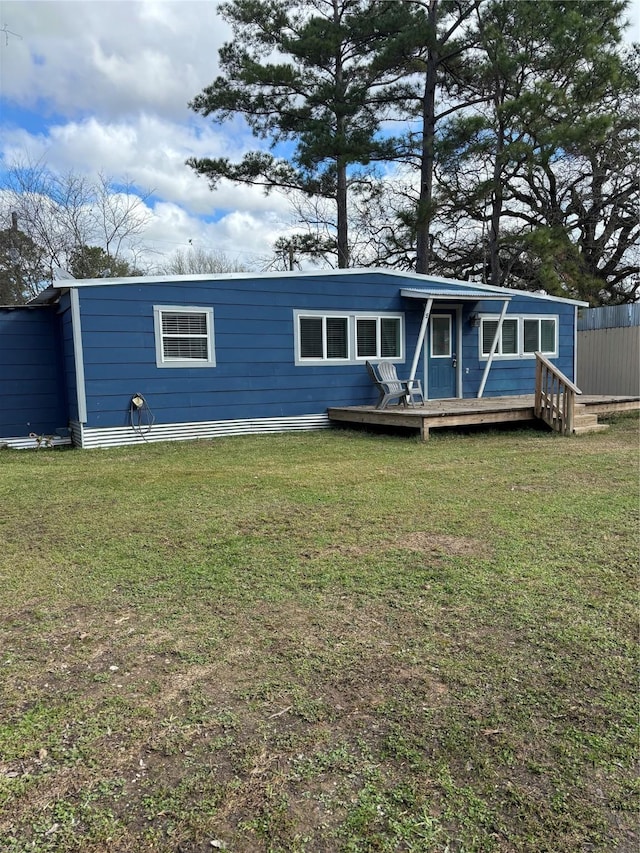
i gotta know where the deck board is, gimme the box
[328,394,639,439]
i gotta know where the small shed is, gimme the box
[577,305,640,396]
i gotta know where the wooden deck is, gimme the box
[328,394,639,440]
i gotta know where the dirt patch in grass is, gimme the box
[317,530,488,559]
[399,531,486,556]
[2,595,456,850]
[5,589,632,851]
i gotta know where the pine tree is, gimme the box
[187,0,406,268]
[435,0,636,300]
[68,246,142,279]
[0,221,48,304]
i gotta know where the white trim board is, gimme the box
[70,287,87,423]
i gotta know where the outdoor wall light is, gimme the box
[469,313,481,328]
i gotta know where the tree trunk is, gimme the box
[333,0,349,268]
[415,0,439,276]
[336,156,349,268]
[489,112,505,287]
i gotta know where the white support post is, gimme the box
[477,298,510,398]
[408,298,433,383]
[70,287,88,423]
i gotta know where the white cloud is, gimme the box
[0,0,229,121]
[0,111,291,221]
[625,0,640,42]
[140,201,291,271]
[0,0,290,258]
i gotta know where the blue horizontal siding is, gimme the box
[0,307,68,437]
[76,278,407,427]
[1,375,62,394]
[1,348,65,366]
[85,370,372,398]
[82,331,151,349]
[69,276,579,428]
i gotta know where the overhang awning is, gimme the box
[401,287,511,302]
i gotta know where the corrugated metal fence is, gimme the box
[577,306,639,395]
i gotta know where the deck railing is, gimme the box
[534,352,582,435]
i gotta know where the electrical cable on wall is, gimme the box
[129,394,155,440]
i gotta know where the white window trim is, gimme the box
[479,314,558,360]
[522,316,558,357]
[296,312,351,363]
[294,310,404,366]
[355,315,403,361]
[153,305,216,368]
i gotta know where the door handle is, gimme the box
[452,353,457,368]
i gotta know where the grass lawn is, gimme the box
[0,415,638,852]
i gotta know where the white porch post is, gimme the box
[477,298,510,398]
[408,298,433,383]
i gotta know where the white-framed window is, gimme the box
[481,318,519,356]
[153,306,216,368]
[299,314,349,361]
[355,316,402,360]
[480,315,557,359]
[523,317,557,354]
[294,310,403,365]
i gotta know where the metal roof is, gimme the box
[25,287,63,306]
[23,269,589,307]
[400,287,510,302]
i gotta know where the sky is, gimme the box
[0,0,296,271]
[0,0,639,273]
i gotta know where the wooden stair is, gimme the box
[535,353,611,436]
[572,403,609,435]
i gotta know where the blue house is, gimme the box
[0,269,586,449]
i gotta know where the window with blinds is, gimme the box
[524,318,556,354]
[480,315,556,358]
[299,317,324,358]
[356,317,401,359]
[326,317,348,359]
[299,315,348,360]
[296,312,403,364]
[294,311,403,364]
[481,318,518,356]
[356,318,377,358]
[154,306,215,367]
[380,318,400,357]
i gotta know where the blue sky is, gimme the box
[0,0,638,272]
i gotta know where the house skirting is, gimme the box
[0,435,73,450]
[70,413,331,449]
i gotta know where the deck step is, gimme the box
[573,408,609,434]
[571,405,609,431]
[573,423,610,435]
[573,413,600,428]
